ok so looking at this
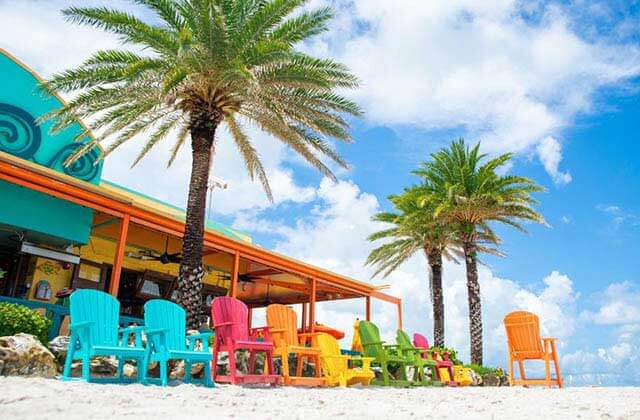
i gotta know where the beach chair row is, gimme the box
[62,289,470,387]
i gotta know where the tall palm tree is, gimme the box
[366,186,457,347]
[415,139,545,365]
[43,0,360,328]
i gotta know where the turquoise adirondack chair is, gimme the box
[62,289,146,382]
[143,299,214,387]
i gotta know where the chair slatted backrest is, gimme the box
[144,300,186,351]
[316,332,344,376]
[412,333,430,350]
[504,311,543,356]
[396,329,415,351]
[266,304,298,347]
[211,297,249,345]
[358,320,383,359]
[70,289,119,347]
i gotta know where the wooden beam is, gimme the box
[366,296,371,321]
[301,303,308,332]
[229,251,240,298]
[310,278,316,333]
[248,307,253,329]
[397,300,403,330]
[108,215,129,296]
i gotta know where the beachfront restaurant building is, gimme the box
[0,48,402,336]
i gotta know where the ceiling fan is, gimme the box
[126,236,181,265]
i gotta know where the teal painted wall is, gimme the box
[0,180,93,245]
[0,50,102,245]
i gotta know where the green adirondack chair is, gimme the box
[396,330,442,386]
[62,289,146,383]
[358,320,411,386]
[143,299,214,387]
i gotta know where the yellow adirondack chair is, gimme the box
[314,332,374,387]
[266,304,325,386]
[504,311,563,388]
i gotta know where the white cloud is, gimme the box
[581,282,640,325]
[310,0,640,183]
[537,137,572,185]
[239,178,579,366]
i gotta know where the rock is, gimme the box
[123,363,137,378]
[0,333,58,378]
[71,356,118,377]
[48,335,69,366]
[469,369,483,386]
[482,372,501,386]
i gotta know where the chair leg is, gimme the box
[117,357,124,382]
[228,350,238,384]
[553,357,563,388]
[211,347,219,382]
[544,357,552,388]
[204,359,213,387]
[517,360,527,387]
[281,353,290,381]
[266,350,275,380]
[62,346,74,379]
[82,354,91,382]
[184,360,192,384]
[139,355,147,384]
[160,361,168,387]
[507,355,514,386]
[296,354,304,377]
[248,352,256,375]
[314,355,322,378]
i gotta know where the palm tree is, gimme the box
[415,139,545,365]
[366,186,457,347]
[43,0,360,328]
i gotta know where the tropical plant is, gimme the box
[366,186,457,347]
[414,139,545,365]
[0,302,52,344]
[42,0,360,328]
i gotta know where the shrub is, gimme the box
[0,302,52,344]
[431,346,463,365]
[466,363,505,378]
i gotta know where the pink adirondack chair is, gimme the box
[413,333,457,386]
[211,297,280,385]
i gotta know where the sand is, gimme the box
[1,377,640,419]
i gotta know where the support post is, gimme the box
[365,296,371,321]
[301,302,308,332]
[229,251,240,298]
[109,214,130,296]
[310,278,316,333]
[248,307,253,330]
[397,300,403,331]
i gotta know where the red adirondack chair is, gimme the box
[211,297,280,385]
[413,333,457,386]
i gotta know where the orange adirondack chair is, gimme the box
[266,304,325,386]
[504,311,563,388]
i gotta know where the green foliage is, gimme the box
[43,0,361,202]
[466,363,505,378]
[0,302,52,344]
[430,346,463,365]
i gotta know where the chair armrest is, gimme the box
[212,322,234,328]
[298,332,322,337]
[249,326,271,341]
[69,321,93,331]
[268,328,288,333]
[542,337,558,342]
[187,331,213,351]
[366,340,384,345]
[382,344,400,349]
[145,328,169,336]
[119,325,146,347]
[322,354,350,360]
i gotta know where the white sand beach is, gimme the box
[2,377,640,420]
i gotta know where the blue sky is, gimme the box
[1,0,640,385]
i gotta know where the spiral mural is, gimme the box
[0,103,42,160]
[0,103,101,182]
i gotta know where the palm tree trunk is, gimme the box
[425,247,445,347]
[463,240,483,365]
[176,122,218,329]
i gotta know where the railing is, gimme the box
[0,296,144,341]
